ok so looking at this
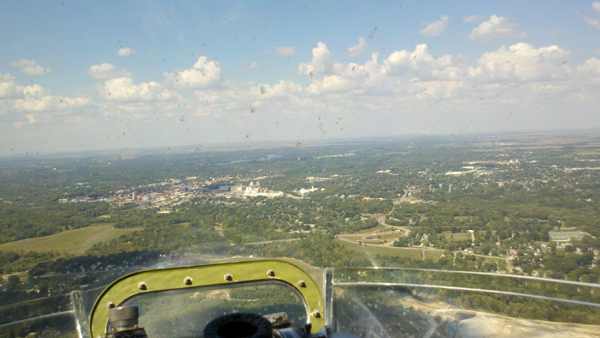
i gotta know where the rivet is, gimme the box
[298,280,306,287]
[267,269,275,277]
[106,301,115,309]
[224,273,233,281]
[311,309,321,318]
[138,282,147,290]
[184,276,193,285]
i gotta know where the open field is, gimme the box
[354,225,386,234]
[336,239,426,259]
[0,224,141,254]
[377,233,403,240]
[424,250,443,261]
[0,271,29,283]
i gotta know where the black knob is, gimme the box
[203,313,273,338]
[109,305,139,331]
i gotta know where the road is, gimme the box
[337,216,411,248]
[337,216,511,267]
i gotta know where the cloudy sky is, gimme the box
[1,1,600,155]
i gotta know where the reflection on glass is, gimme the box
[120,281,307,338]
[0,312,77,338]
[332,268,600,338]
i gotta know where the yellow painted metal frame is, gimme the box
[89,259,324,337]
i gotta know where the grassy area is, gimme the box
[477,256,505,265]
[361,240,387,245]
[0,271,28,283]
[424,250,443,261]
[577,150,600,155]
[0,224,141,255]
[336,239,424,259]
[354,225,386,234]
[377,233,402,240]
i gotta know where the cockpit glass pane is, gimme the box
[119,281,308,338]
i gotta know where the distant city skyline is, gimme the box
[1,1,600,156]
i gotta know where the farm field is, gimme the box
[336,239,427,260]
[0,224,141,255]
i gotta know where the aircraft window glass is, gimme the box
[119,281,308,338]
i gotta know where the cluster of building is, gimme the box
[445,166,491,176]
[227,181,284,198]
[59,179,289,212]
[306,175,338,183]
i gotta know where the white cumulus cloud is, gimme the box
[258,80,302,98]
[299,42,334,76]
[586,2,600,31]
[9,60,52,75]
[421,15,449,36]
[463,15,486,23]
[0,74,24,99]
[469,43,572,81]
[9,83,92,113]
[382,44,457,80]
[117,47,136,56]
[245,61,259,68]
[577,57,600,78]
[88,63,133,79]
[164,56,222,89]
[193,79,305,118]
[100,77,179,102]
[305,75,361,95]
[296,43,382,96]
[348,37,368,57]
[274,46,296,56]
[468,15,522,43]
[0,75,93,118]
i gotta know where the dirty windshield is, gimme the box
[1,1,600,337]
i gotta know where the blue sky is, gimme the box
[1,1,600,155]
